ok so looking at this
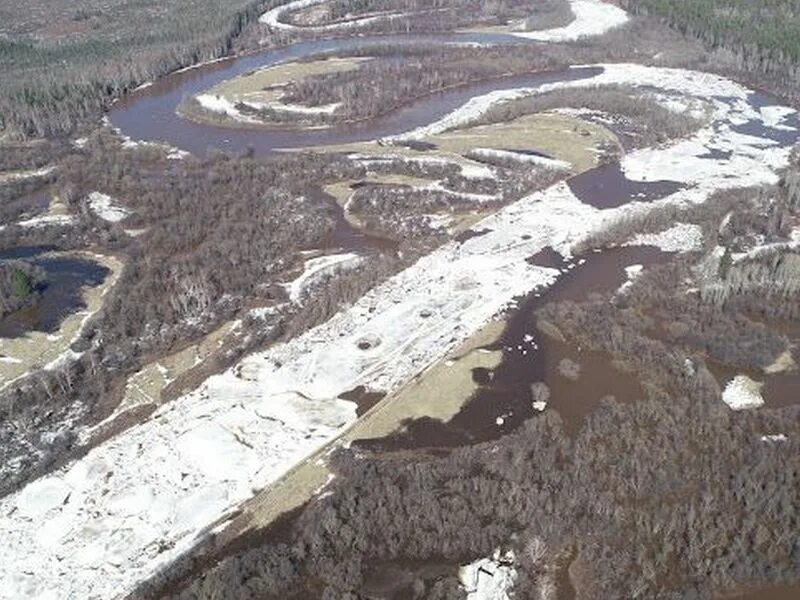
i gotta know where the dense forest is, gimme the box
[625,0,800,78]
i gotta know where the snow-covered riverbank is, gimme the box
[508,0,628,42]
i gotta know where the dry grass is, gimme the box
[430,112,619,172]
[311,111,618,174]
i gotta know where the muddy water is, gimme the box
[356,245,669,451]
[305,186,399,252]
[454,245,669,440]
[0,247,110,338]
[568,161,683,208]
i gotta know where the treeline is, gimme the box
[0,0,274,138]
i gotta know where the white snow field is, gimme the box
[508,0,629,42]
[0,64,796,599]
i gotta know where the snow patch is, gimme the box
[722,375,765,410]
[14,214,75,229]
[87,192,131,223]
[470,148,571,170]
[285,252,364,302]
[195,94,259,123]
[628,223,704,253]
[243,98,341,116]
[459,549,517,600]
[259,0,405,33]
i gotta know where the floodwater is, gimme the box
[305,186,399,253]
[568,160,683,208]
[0,247,110,338]
[355,245,669,451]
[717,584,800,600]
[454,245,669,440]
